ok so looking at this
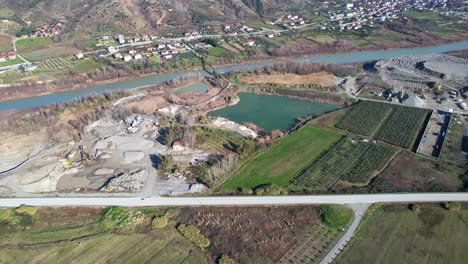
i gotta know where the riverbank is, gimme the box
[1,40,467,111]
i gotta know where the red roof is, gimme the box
[172,141,183,146]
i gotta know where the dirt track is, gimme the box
[240,72,336,87]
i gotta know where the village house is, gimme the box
[170,48,178,54]
[161,49,170,56]
[6,52,16,60]
[134,53,142,60]
[113,52,123,59]
[172,141,184,151]
[128,48,137,55]
[0,55,5,62]
[117,34,125,44]
[74,50,83,59]
[108,46,116,53]
[243,39,255,46]
[163,54,173,59]
[123,54,132,62]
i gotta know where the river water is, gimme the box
[1,41,467,111]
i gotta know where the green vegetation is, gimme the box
[218,254,236,264]
[207,47,226,56]
[100,206,144,231]
[15,26,34,37]
[152,216,168,229]
[319,205,353,230]
[0,206,206,263]
[336,101,393,136]
[0,57,22,67]
[68,59,102,73]
[336,101,430,148]
[254,184,289,195]
[222,127,342,190]
[16,37,53,51]
[293,138,396,190]
[177,224,211,249]
[374,106,430,148]
[337,204,468,264]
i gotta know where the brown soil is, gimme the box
[240,72,335,87]
[178,206,319,264]
[369,151,463,193]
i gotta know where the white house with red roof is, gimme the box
[134,53,142,60]
[74,50,83,59]
[0,55,5,62]
[123,54,132,62]
[6,52,16,59]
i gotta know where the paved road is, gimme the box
[1,193,467,207]
[320,203,370,264]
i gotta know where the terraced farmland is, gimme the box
[38,57,73,70]
[335,101,430,149]
[293,137,396,190]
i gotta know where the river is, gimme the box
[1,41,467,111]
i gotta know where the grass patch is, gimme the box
[337,204,468,264]
[16,37,53,51]
[207,46,226,56]
[319,204,353,230]
[69,59,102,73]
[222,126,342,190]
[0,57,22,67]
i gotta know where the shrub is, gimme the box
[177,224,210,249]
[218,254,236,264]
[152,216,168,229]
[443,202,461,211]
[254,184,288,195]
[15,206,37,215]
[409,204,421,212]
[319,204,353,230]
[101,206,133,231]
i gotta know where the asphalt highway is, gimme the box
[1,193,467,207]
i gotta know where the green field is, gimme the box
[0,57,22,67]
[336,204,468,264]
[0,207,206,264]
[16,37,53,51]
[207,47,226,56]
[222,126,342,190]
[293,137,396,190]
[336,101,430,148]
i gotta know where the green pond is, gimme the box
[209,93,341,132]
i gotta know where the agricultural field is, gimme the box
[374,106,430,148]
[0,206,206,264]
[194,127,256,156]
[222,126,342,190]
[335,101,394,136]
[38,57,73,71]
[16,38,53,51]
[0,205,350,264]
[336,203,468,264]
[0,57,22,67]
[368,151,464,193]
[293,137,396,191]
[335,101,430,149]
[0,21,20,36]
[0,34,12,52]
